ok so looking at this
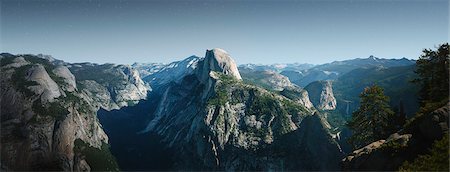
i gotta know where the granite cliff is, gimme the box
[0,53,149,171]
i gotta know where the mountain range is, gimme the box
[0,49,446,171]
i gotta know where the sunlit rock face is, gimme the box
[196,48,242,82]
[141,56,201,87]
[26,64,63,103]
[53,65,77,92]
[305,80,337,110]
[69,63,150,110]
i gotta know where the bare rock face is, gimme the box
[78,80,120,110]
[317,80,337,110]
[305,80,337,110]
[279,87,315,111]
[26,64,62,103]
[69,63,151,110]
[260,70,294,91]
[197,48,242,82]
[53,66,77,92]
[238,67,297,91]
[142,56,201,87]
[114,67,149,107]
[1,54,116,171]
[298,89,315,110]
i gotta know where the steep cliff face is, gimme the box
[138,49,343,170]
[196,48,242,82]
[69,63,150,110]
[53,66,77,92]
[0,54,117,171]
[305,80,337,110]
[26,64,63,103]
[279,87,315,111]
[0,53,151,171]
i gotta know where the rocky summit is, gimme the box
[196,48,242,82]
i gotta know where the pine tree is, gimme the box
[347,85,395,149]
[392,100,406,130]
[397,100,406,128]
[413,43,449,106]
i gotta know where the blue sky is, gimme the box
[1,0,448,65]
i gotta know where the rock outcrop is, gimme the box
[341,103,449,171]
[296,89,315,110]
[239,67,296,91]
[53,66,77,92]
[305,80,337,110]
[0,54,115,171]
[196,48,242,82]
[26,64,63,103]
[69,63,150,110]
[78,80,121,110]
[341,133,412,170]
[131,62,167,79]
[279,87,315,111]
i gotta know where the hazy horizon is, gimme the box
[0,51,417,66]
[1,0,448,65]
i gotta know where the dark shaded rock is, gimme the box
[341,103,449,171]
[270,114,344,170]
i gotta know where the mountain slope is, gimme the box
[142,55,200,88]
[0,54,116,170]
[240,63,314,72]
[133,49,343,170]
[333,65,419,117]
[131,62,167,78]
[68,63,150,110]
[239,67,296,91]
[280,56,415,87]
[0,53,150,171]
